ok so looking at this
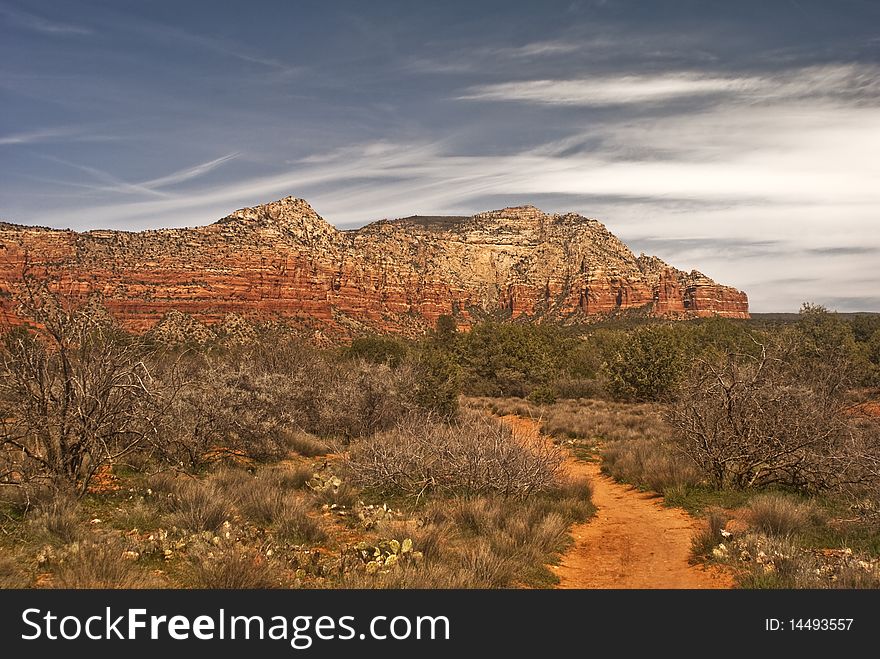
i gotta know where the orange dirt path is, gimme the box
[502,415,733,589]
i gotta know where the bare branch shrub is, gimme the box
[0,280,164,494]
[345,412,564,499]
[667,341,878,492]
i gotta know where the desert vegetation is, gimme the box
[1,278,879,589]
[0,281,592,589]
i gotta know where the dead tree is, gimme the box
[0,277,163,495]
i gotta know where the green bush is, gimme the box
[602,325,686,401]
[457,322,573,397]
[344,335,408,367]
[406,346,461,418]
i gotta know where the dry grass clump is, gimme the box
[51,541,159,588]
[416,489,593,588]
[345,466,595,590]
[111,500,162,532]
[540,476,596,523]
[263,464,314,490]
[167,481,231,532]
[745,493,825,537]
[29,496,85,544]
[458,542,518,588]
[206,466,252,492]
[337,562,472,589]
[281,429,331,457]
[273,496,327,544]
[145,470,183,494]
[234,479,287,526]
[186,547,279,589]
[312,479,360,508]
[0,483,54,517]
[206,467,326,543]
[347,412,563,499]
[690,508,730,561]
[601,437,702,494]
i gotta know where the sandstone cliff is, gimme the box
[0,197,749,337]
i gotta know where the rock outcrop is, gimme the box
[0,197,749,336]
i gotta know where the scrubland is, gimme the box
[2,284,879,588]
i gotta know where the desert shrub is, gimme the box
[864,329,880,386]
[151,361,288,472]
[344,335,408,367]
[602,324,686,401]
[457,322,573,398]
[548,376,606,400]
[51,542,156,588]
[186,547,278,588]
[746,494,823,537]
[346,413,564,499]
[527,386,557,406]
[601,438,702,493]
[793,303,862,386]
[667,340,878,492]
[167,481,230,532]
[403,347,461,418]
[294,359,409,440]
[273,495,326,544]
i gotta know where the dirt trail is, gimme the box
[502,415,733,589]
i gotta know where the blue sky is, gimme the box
[2,0,879,311]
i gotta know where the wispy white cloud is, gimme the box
[38,153,241,198]
[0,5,92,36]
[459,73,751,105]
[458,64,880,107]
[139,152,240,190]
[0,124,123,146]
[0,127,80,145]
[45,156,172,198]
[495,39,583,58]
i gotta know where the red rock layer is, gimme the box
[0,197,749,337]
